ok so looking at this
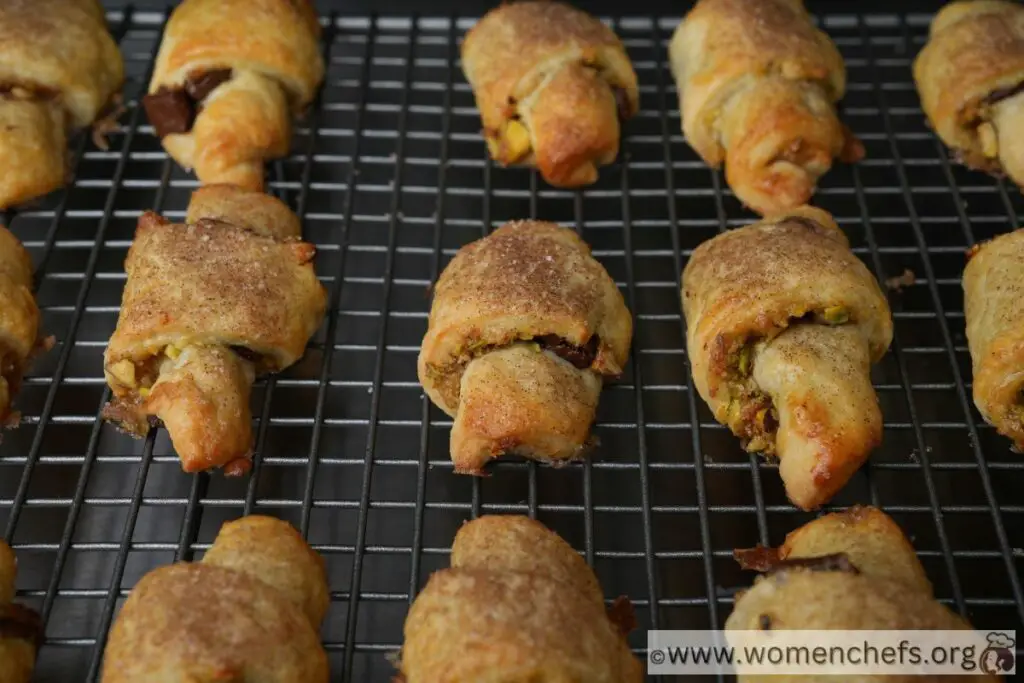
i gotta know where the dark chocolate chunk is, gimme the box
[0,603,43,650]
[185,69,233,103]
[142,87,194,139]
[536,334,599,370]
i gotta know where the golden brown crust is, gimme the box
[103,193,326,473]
[670,0,859,215]
[963,227,1024,451]
[727,508,996,682]
[0,226,39,427]
[399,515,642,683]
[100,516,329,683]
[0,541,40,683]
[149,0,323,189]
[418,220,631,470]
[0,0,124,208]
[462,1,638,187]
[682,207,892,509]
[914,1,1024,185]
[186,184,301,239]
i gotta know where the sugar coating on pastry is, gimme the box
[682,206,892,509]
[100,515,329,683]
[399,515,642,682]
[462,1,639,187]
[419,220,632,471]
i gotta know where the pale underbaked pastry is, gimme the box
[103,185,326,474]
[418,220,632,473]
[462,1,639,187]
[0,226,40,428]
[964,228,1024,451]
[914,1,1024,188]
[730,507,1000,682]
[669,0,863,215]
[142,0,324,190]
[101,516,329,682]
[0,541,42,683]
[682,206,892,510]
[0,0,124,208]
[398,515,642,682]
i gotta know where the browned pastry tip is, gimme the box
[145,0,324,189]
[0,226,40,428]
[103,206,325,474]
[418,220,632,471]
[682,207,892,509]
[186,184,301,239]
[100,515,329,683]
[0,0,124,208]
[963,227,1024,451]
[0,540,42,683]
[914,1,1024,188]
[727,508,997,682]
[399,515,642,682]
[462,1,638,187]
[670,0,858,215]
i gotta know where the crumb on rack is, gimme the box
[884,268,916,292]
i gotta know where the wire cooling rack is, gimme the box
[1,6,1022,683]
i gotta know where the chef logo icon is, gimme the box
[979,632,1015,675]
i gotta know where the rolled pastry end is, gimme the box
[104,344,256,475]
[450,344,602,474]
[186,184,301,239]
[202,515,329,628]
[989,91,1024,188]
[720,78,853,216]
[0,99,67,209]
[750,324,881,510]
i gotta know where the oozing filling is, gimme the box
[142,68,233,138]
[108,343,263,399]
[724,306,851,455]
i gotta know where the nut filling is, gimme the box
[142,68,233,139]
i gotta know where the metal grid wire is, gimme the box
[0,6,1022,682]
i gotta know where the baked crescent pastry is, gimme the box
[0,227,40,428]
[418,220,632,473]
[101,515,329,682]
[964,228,1024,451]
[461,1,639,188]
[103,185,326,474]
[398,515,642,682]
[0,0,124,208]
[681,206,892,509]
[0,541,42,683]
[914,1,1024,187]
[669,0,863,215]
[729,507,999,682]
[142,0,324,190]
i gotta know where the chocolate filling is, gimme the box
[535,334,599,370]
[0,603,43,650]
[142,68,233,139]
[983,80,1024,107]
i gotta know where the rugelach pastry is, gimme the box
[101,516,329,682]
[729,506,1000,682]
[461,1,639,187]
[0,0,124,208]
[142,0,324,190]
[418,220,632,473]
[398,515,642,682]
[0,226,41,429]
[681,206,892,510]
[963,228,1024,451]
[915,1,1024,188]
[669,0,863,215]
[103,185,326,474]
[0,541,42,683]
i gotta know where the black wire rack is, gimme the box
[1,6,1022,683]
